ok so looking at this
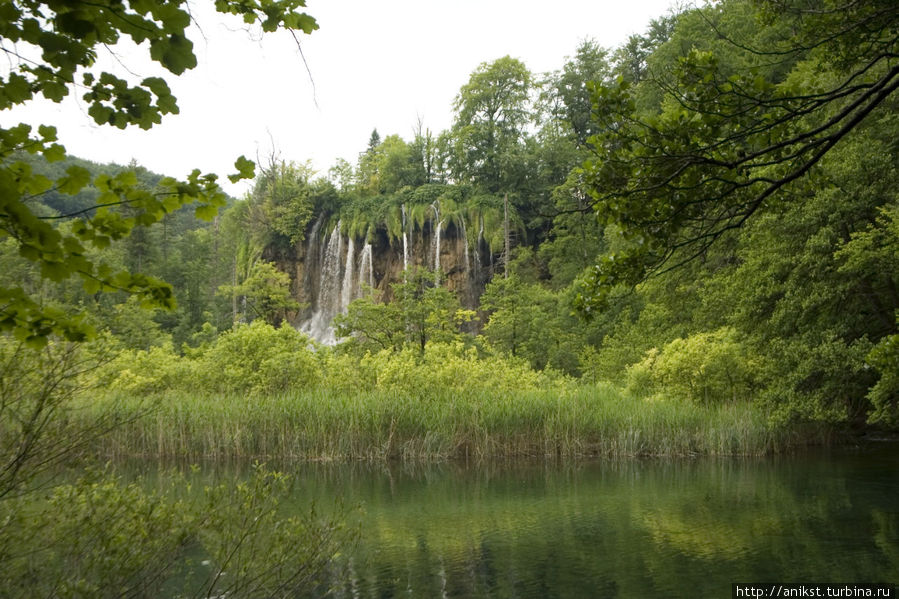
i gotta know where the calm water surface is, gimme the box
[157,445,899,598]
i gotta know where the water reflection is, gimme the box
[133,447,899,598]
[295,450,897,598]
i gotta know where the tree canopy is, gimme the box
[449,56,532,193]
[576,0,899,312]
[0,0,317,346]
[3,0,897,429]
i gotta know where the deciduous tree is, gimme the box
[449,56,532,193]
[0,0,318,346]
[577,0,899,312]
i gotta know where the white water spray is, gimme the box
[460,216,471,279]
[401,204,409,272]
[340,235,355,310]
[358,243,374,296]
[430,202,443,277]
[301,221,342,345]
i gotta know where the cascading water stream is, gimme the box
[340,236,355,310]
[433,221,443,274]
[430,202,443,279]
[301,213,326,312]
[358,243,374,296]
[298,207,489,344]
[301,221,343,345]
[475,216,483,276]
[460,216,470,280]
[401,204,409,272]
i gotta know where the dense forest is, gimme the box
[1,0,898,595]
[4,0,896,428]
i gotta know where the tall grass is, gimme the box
[77,384,834,460]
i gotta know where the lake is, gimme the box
[142,444,899,598]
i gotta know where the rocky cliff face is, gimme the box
[276,210,498,344]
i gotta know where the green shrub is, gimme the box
[195,321,321,395]
[754,335,874,425]
[592,302,689,384]
[624,348,658,398]
[1,334,117,497]
[97,321,322,396]
[102,342,192,395]
[0,466,349,598]
[359,342,564,397]
[627,328,761,404]
[867,332,899,426]
[320,350,378,394]
[0,471,193,598]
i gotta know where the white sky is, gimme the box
[5,0,676,197]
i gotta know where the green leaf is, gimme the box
[24,335,49,350]
[113,170,138,187]
[87,103,114,126]
[229,155,255,183]
[24,174,52,195]
[150,33,197,75]
[58,165,92,194]
[2,73,33,106]
[195,203,219,221]
[83,277,101,294]
[40,260,70,282]
[42,143,66,162]
[41,79,68,102]
[38,124,57,141]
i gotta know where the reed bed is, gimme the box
[77,384,831,460]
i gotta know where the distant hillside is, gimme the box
[15,152,237,237]
[14,153,166,219]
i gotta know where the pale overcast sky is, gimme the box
[5,0,677,197]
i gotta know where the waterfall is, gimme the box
[318,218,329,269]
[487,218,493,273]
[432,222,443,273]
[475,215,483,278]
[308,211,325,243]
[300,221,378,345]
[336,225,344,281]
[460,216,471,279]
[301,221,342,345]
[401,204,409,272]
[302,212,325,304]
[358,243,374,296]
[341,235,355,310]
[322,222,342,315]
[430,202,442,275]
